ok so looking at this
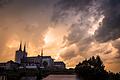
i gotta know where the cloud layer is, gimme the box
[0,0,57,61]
[0,0,120,72]
[52,0,120,72]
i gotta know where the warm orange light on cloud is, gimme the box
[7,35,20,49]
[38,25,69,61]
[105,63,120,72]
[0,0,120,73]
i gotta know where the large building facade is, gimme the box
[15,43,65,69]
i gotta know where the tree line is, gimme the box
[75,56,120,80]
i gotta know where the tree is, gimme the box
[96,55,104,70]
[75,56,108,80]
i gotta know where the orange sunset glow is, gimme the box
[0,0,120,73]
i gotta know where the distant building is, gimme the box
[15,42,55,69]
[54,61,66,69]
[6,60,19,70]
[22,56,54,69]
[0,42,65,70]
[24,55,42,66]
[0,42,66,70]
[0,60,19,70]
[0,63,6,69]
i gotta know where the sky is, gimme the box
[0,0,120,72]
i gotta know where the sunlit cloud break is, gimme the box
[0,0,120,72]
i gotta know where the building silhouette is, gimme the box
[15,42,65,69]
[15,42,27,63]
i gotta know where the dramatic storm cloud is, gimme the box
[52,0,120,72]
[53,0,120,42]
[0,0,120,72]
[0,0,58,61]
[95,0,120,42]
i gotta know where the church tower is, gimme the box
[15,42,27,63]
[23,43,27,58]
[19,42,22,51]
[41,49,43,56]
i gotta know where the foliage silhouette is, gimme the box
[75,55,120,80]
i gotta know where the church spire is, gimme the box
[23,42,26,52]
[19,42,22,51]
[41,48,43,56]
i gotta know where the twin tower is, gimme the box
[15,42,27,63]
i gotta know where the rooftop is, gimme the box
[27,55,51,59]
[54,61,65,65]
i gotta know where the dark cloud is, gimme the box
[53,0,120,42]
[52,0,120,71]
[0,0,12,7]
[95,0,120,42]
[56,0,91,11]
[65,24,87,45]
[53,0,103,58]
[52,0,102,23]
[60,49,77,61]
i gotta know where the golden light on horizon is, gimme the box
[7,40,19,49]
[0,0,120,74]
